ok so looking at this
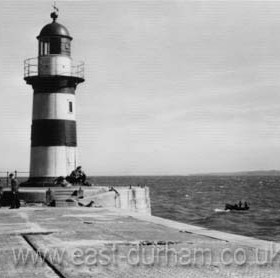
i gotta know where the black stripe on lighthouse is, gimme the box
[34,87,76,94]
[31,119,77,147]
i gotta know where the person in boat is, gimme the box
[244,201,249,209]
[238,201,242,208]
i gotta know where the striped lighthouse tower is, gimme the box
[23,10,84,186]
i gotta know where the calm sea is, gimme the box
[88,175,280,242]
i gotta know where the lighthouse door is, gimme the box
[66,147,76,175]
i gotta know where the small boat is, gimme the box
[225,203,249,211]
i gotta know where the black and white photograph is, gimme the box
[1,1,280,277]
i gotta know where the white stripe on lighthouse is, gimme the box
[38,56,72,76]
[30,146,77,177]
[32,93,75,120]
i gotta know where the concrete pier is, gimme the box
[0,207,279,277]
[1,186,151,215]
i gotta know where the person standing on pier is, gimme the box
[9,173,20,209]
[0,180,3,208]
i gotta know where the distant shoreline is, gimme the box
[6,170,280,180]
[90,171,280,177]
[189,170,280,177]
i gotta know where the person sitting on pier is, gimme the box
[67,166,87,185]
[54,176,71,187]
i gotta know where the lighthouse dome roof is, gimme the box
[38,21,72,39]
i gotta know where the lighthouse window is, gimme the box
[50,38,61,54]
[39,41,50,56]
[39,40,50,56]
[44,42,49,55]
[39,42,43,55]
[61,38,71,55]
[69,101,73,113]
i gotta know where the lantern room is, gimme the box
[37,12,72,57]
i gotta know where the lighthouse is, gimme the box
[23,10,84,186]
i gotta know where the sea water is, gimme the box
[89,175,280,242]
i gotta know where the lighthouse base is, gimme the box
[20,177,58,187]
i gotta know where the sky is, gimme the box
[1,1,280,175]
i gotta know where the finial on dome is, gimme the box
[50,2,59,22]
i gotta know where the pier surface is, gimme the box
[0,207,279,277]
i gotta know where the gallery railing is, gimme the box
[24,57,85,79]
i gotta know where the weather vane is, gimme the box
[51,1,59,21]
